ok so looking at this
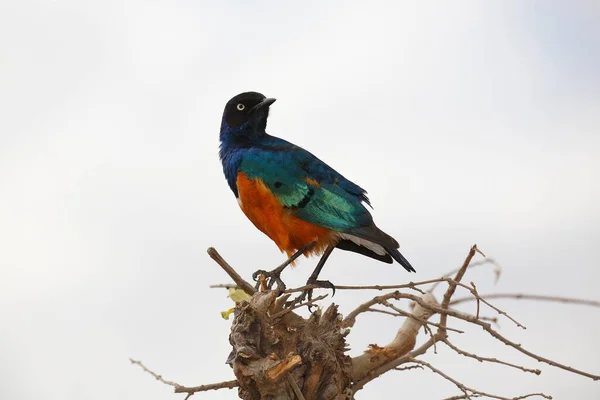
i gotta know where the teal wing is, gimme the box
[239,148,374,232]
[237,138,414,272]
[294,183,373,231]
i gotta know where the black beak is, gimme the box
[250,97,276,112]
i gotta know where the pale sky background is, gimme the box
[1,1,599,399]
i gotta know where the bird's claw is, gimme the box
[286,279,336,310]
[252,269,286,292]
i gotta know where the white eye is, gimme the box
[236,103,245,111]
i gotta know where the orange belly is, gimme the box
[236,172,334,258]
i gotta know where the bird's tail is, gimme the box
[385,246,415,273]
[341,224,415,272]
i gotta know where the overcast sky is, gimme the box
[1,1,599,399]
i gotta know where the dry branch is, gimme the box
[442,339,542,375]
[131,244,600,399]
[207,247,256,296]
[410,358,551,400]
[129,358,238,398]
[349,292,439,383]
[451,293,600,308]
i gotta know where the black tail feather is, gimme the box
[343,224,415,272]
[336,239,393,263]
[347,225,399,249]
[385,246,415,273]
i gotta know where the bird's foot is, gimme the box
[251,241,318,294]
[287,278,336,309]
[252,266,287,293]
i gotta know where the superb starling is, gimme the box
[219,91,414,293]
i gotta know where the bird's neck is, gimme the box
[219,125,269,197]
[220,123,268,147]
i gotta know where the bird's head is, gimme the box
[220,91,276,141]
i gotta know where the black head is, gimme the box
[220,91,276,136]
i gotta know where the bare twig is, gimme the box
[438,294,599,380]
[451,293,600,308]
[271,294,328,319]
[412,358,472,399]
[442,339,541,375]
[284,278,449,294]
[439,244,480,336]
[409,358,552,400]
[207,247,256,296]
[129,358,238,398]
[174,381,239,397]
[471,282,480,320]
[130,358,181,388]
[366,307,404,318]
[431,277,527,329]
[381,300,465,334]
[209,283,238,289]
[431,255,497,291]
[465,313,600,381]
[393,364,424,372]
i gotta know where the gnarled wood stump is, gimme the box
[228,291,351,400]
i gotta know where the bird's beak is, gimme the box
[250,97,276,112]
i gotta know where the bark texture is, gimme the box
[228,291,351,400]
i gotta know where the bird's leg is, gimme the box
[252,241,317,293]
[290,244,336,307]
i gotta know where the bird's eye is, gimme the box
[236,103,245,111]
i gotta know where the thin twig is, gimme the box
[412,358,472,399]
[381,301,465,334]
[409,358,551,400]
[129,358,238,397]
[283,278,450,294]
[428,277,527,329]
[393,364,424,372]
[366,305,464,334]
[439,245,479,336]
[438,278,526,329]
[207,247,256,296]
[471,282,480,320]
[366,307,405,318]
[430,256,497,291]
[466,313,600,381]
[451,293,600,308]
[442,339,541,375]
[209,283,238,289]
[130,358,181,388]
[271,295,328,319]
[174,381,239,396]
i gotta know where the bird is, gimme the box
[218,91,414,294]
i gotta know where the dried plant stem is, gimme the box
[129,358,238,398]
[439,245,479,336]
[451,293,600,307]
[409,358,551,400]
[207,247,255,296]
[442,339,541,375]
